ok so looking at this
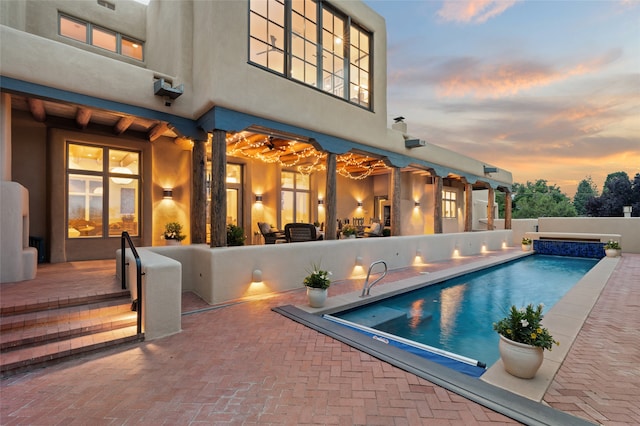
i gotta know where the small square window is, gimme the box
[122,38,143,60]
[92,27,117,52]
[60,16,87,42]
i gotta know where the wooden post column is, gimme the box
[504,190,512,230]
[390,167,401,236]
[487,186,495,231]
[464,182,473,232]
[433,175,443,234]
[210,129,227,247]
[325,152,337,240]
[191,139,207,244]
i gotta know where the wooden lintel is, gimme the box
[27,98,46,122]
[148,122,169,141]
[76,107,92,129]
[114,116,134,135]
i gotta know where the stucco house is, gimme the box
[0,0,512,283]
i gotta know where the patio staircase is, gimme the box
[0,287,142,377]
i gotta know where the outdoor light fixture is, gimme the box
[318,198,324,205]
[163,188,173,199]
[414,201,420,207]
[252,269,263,283]
[357,201,363,208]
[255,194,263,203]
[355,256,363,266]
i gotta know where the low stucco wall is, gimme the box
[148,231,512,305]
[538,218,640,254]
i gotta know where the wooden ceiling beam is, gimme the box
[76,107,92,129]
[114,116,135,135]
[148,122,169,141]
[27,98,46,122]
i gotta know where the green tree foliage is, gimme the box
[573,176,598,216]
[586,172,640,217]
[512,180,577,218]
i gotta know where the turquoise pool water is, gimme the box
[333,255,598,368]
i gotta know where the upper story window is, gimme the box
[59,14,144,61]
[249,0,372,109]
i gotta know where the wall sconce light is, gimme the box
[255,194,263,203]
[414,201,420,207]
[252,269,263,283]
[163,188,173,199]
[357,201,363,208]
[355,256,363,266]
[318,198,324,205]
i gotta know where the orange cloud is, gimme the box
[436,50,622,98]
[437,0,519,24]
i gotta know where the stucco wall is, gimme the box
[539,217,640,254]
[149,230,513,305]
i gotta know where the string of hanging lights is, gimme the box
[223,132,389,179]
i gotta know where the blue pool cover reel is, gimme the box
[324,314,487,378]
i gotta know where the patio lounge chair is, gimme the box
[258,222,286,244]
[284,223,317,243]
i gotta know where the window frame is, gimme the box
[280,170,311,226]
[442,190,458,219]
[248,0,372,110]
[66,142,142,239]
[58,13,144,61]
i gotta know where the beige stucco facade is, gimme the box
[1,0,512,276]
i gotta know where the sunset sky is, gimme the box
[365,0,640,197]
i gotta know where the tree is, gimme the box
[573,176,598,216]
[586,172,639,217]
[511,180,576,218]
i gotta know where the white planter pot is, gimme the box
[306,287,328,308]
[521,244,532,251]
[605,248,620,257]
[498,334,544,379]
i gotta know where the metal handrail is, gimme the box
[360,260,388,297]
[120,231,143,336]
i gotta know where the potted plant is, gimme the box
[493,303,559,379]
[162,222,186,245]
[604,240,621,257]
[521,237,532,251]
[226,224,246,246]
[303,263,332,308]
[341,224,357,239]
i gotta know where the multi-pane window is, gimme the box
[249,0,372,109]
[281,171,310,225]
[59,14,144,61]
[443,190,457,218]
[67,143,140,238]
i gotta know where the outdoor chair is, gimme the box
[258,222,286,244]
[284,223,317,243]
[363,220,383,237]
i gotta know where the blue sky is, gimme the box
[364,0,640,196]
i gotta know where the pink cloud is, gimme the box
[435,50,622,98]
[437,0,519,24]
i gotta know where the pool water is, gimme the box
[333,255,598,367]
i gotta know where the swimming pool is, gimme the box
[327,255,598,372]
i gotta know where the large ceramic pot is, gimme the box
[521,244,532,252]
[306,287,328,308]
[498,334,544,379]
[165,239,181,246]
[605,248,621,258]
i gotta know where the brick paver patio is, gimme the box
[1,253,638,425]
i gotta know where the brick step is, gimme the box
[0,289,130,317]
[0,326,141,377]
[0,297,132,332]
[1,309,137,351]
